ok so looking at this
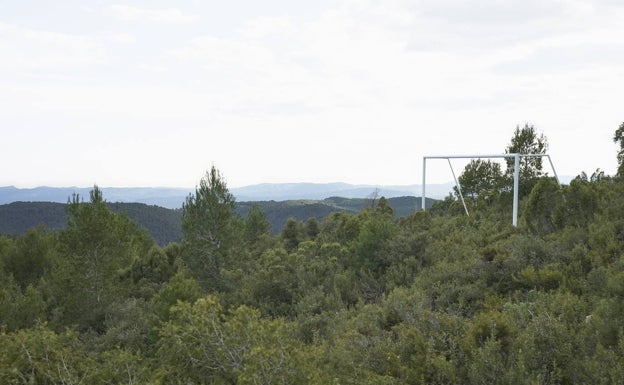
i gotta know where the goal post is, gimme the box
[421,153,559,227]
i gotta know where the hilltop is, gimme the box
[0,196,436,246]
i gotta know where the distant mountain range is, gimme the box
[0,183,455,208]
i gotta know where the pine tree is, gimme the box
[181,166,240,291]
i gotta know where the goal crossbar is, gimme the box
[422,153,559,226]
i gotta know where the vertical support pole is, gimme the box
[422,157,426,211]
[512,153,519,227]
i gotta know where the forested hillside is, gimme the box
[0,196,433,245]
[0,201,182,246]
[1,123,624,383]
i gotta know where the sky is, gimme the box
[1,0,623,188]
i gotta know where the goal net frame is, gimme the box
[421,153,559,226]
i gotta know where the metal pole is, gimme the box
[546,155,560,185]
[512,153,519,227]
[448,158,469,216]
[422,157,426,211]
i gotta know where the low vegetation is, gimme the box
[1,122,624,384]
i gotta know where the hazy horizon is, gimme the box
[2,1,622,188]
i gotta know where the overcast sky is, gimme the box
[1,0,623,188]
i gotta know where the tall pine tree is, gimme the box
[182,166,240,291]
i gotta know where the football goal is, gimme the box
[421,153,560,226]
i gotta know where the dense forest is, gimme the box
[0,201,183,246]
[1,122,624,384]
[0,196,435,246]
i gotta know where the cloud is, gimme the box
[238,16,296,40]
[413,0,566,24]
[387,0,624,52]
[168,35,274,67]
[109,33,136,44]
[138,63,167,73]
[110,5,199,23]
[163,3,492,116]
[0,22,102,71]
[493,42,624,75]
[3,0,623,186]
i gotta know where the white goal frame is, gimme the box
[421,154,560,226]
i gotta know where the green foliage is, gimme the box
[0,202,68,235]
[2,196,426,245]
[0,325,91,384]
[0,324,150,384]
[243,203,271,244]
[516,265,563,291]
[524,177,564,234]
[281,217,305,252]
[455,159,504,200]
[243,248,300,317]
[93,297,153,353]
[319,211,362,245]
[304,216,320,239]
[505,123,548,176]
[0,276,46,331]
[355,212,398,274]
[466,310,514,351]
[182,166,242,291]
[2,226,55,290]
[107,202,183,246]
[375,196,394,216]
[131,245,176,296]
[614,121,624,178]
[505,123,549,196]
[50,185,154,332]
[151,270,202,323]
[465,337,509,385]
[0,201,182,246]
[559,175,601,227]
[157,296,302,384]
[5,165,624,383]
